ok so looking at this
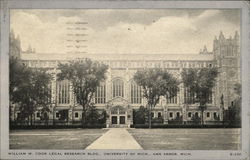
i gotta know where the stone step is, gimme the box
[109,124,129,128]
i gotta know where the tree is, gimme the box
[57,59,108,126]
[191,114,201,124]
[9,30,51,125]
[169,115,183,124]
[133,106,148,124]
[10,57,52,125]
[98,110,107,124]
[85,105,100,125]
[223,83,241,126]
[134,68,179,128]
[181,67,218,125]
[40,104,51,126]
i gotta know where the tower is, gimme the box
[213,31,241,110]
[9,29,21,58]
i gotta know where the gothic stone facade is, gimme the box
[11,32,240,127]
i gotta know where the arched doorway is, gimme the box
[106,96,133,128]
[110,105,126,125]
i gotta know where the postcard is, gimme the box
[0,0,249,159]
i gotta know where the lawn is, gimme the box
[10,128,108,149]
[127,128,241,150]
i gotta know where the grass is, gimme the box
[127,128,241,150]
[10,128,108,149]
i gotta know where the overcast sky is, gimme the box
[10,9,240,54]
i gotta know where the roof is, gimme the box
[21,53,214,61]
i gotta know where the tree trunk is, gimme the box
[148,105,152,129]
[27,116,30,126]
[82,108,86,127]
[52,108,55,126]
[201,111,204,125]
[30,114,33,126]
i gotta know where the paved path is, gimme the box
[86,128,142,149]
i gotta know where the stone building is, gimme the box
[11,31,240,127]
[9,29,21,59]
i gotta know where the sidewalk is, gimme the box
[85,128,142,149]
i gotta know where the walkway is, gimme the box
[85,128,142,149]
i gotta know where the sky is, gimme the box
[10,9,240,54]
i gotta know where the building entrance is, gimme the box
[110,106,127,126]
[111,116,118,124]
[120,116,125,124]
[111,116,126,125]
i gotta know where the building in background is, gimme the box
[9,29,21,59]
[10,31,240,127]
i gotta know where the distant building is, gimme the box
[9,29,21,59]
[10,31,240,127]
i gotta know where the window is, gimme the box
[119,107,126,114]
[57,80,70,104]
[151,112,154,118]
[184,87,196,104]
[176,112,180,117]
[207,112,210,118]
[166,87,178,104]
[195,112,199,117]
[158,112,162,118]
[75,112,79,118]
[36,112,40,117]
[17,112,21,120]
[169,112,173,118]
[111,107,118,114]
[213,112,217,119]
[56,112,59,118]
[95,83,106,104]
[131,82,142,104]
[188,112,192,118]
[112,79,124,97]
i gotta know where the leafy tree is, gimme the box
[223,83,241,126]
[85,105,100,124]
[133,106,148,124]
[168,115,183,124]
[58,110,68,121]
[181,67,218,125]
[10,57,52,125]
[10,57,31,102]
[9,31,51,125]
[40,106,51,125]
[191,114,201,124]
[57,59,108,126]
[134,68,179,128]
[98,110,107,124]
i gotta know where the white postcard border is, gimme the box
[0,0,249,160]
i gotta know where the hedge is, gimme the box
[10,124,106,130]
[130,124,241,128]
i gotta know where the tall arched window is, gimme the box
[184,87,195,104]
[131,82,142,104]
[95,82,106,104]
[166,87,178,104]
[57,80,70,104]
[112,79,124,98]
